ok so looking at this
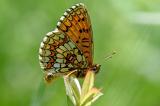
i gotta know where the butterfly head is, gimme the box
[91,64,101,74]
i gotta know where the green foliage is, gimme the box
[0,0,160,106]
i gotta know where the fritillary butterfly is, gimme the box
[39,3,101,83]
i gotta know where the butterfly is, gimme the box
[39,3,101,83]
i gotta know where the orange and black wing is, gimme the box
[57,3,93,66]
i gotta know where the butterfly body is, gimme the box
[39,3,100,83]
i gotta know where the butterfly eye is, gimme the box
[91,66,97,72]
[91,64,101,73]
[93,67,96,70]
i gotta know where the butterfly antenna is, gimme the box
[105,51,116,61]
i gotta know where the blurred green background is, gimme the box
[0,0,160,106]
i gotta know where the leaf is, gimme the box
[64,70,103,106]
[64,76,76,105]
[69,77,81,105]
[81,70,95,101]
[67,95,75,106]
[64,75,82,105]
[80,88,103,106]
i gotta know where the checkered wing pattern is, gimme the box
[39,3,94,82]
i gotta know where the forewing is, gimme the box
[57,3,93,66]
